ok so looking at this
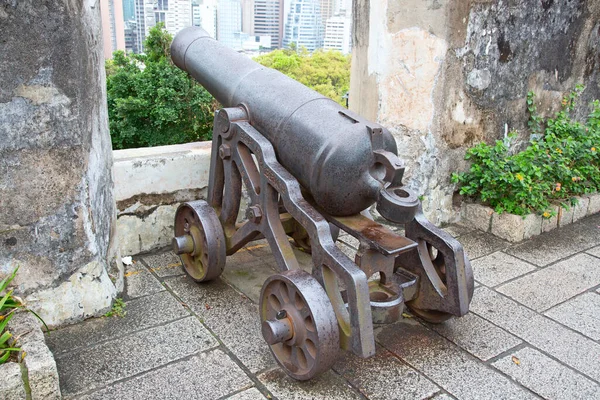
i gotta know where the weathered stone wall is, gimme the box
[0,1,121,327]
[113,142,212,256]
[351,0,600,224]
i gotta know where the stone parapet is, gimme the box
[113,142,212,256]
[460,193,600,242]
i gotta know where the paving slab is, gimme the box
[165,275,275,373]
[338,233,361,250]
[456,231,510,260]
[587,245,600,258]
[427,312,522,361]
[544,292,600,341]
[470,251,537,287]
[505,216,600,266]
[492,347,600,400]
[80,349,253,400]
[333,346,440,400]
[257,368,363,400]
[471,287,600,382]
[221,251,279,304]
[55,316,218,396]
[376,320,537,400]
[124,261,164,299]
[140,251,185,277]
[46,291,189,355]
[21,340,61,400]
[496,253,600,311]
[224,387,266,400]
[442,224,474,238]
[431,394,456,400]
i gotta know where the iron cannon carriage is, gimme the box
[170,27,474,380]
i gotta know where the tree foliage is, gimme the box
[106,24,215,149]
[254,48,351,106]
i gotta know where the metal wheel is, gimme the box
[172,200,226,282]
[260,270,339,380]
[407,240,474,324]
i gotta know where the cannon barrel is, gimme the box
[171,27,400,216]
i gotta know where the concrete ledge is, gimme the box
[113,142,212,256]
[461,194,600,242]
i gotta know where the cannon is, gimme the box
[170,27,474,380]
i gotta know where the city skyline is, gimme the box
[100,0,352,57]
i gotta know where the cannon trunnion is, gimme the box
[171,27,474,381]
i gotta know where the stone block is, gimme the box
[455,231,509,260]
[544,292,600,341]
[225,388,266,400]
[505,220,600,266]
[258,368,363,400]
[522,213,542,239]
[471,287,600,382]
[573,196,590,222]
[81,350,252,400]
[471,251,537,287]
[492,347,599,400]
[21,341,61,400]
[8,311,45,346]
[165,276,275,373]
[497,253,600,311]
[460,203,493,232]
[427,312,522,361]
[55,316,218,396]
[586,193,600,215]
[557,204,574,227]
[375,320,536,399]
[490,212,525,242]
[333,346,440,400]
[541,205,559,232]
[46,291,189,355]
[0,363,26,400]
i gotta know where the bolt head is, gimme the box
[246,205,262,223]
[219,144,231,159]
[276,310,287,319]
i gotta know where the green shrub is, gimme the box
[106,24,215,150]
[0,267,48,364]
[452,86,600,217]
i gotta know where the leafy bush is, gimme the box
[0,267,48,364]
[254,48,351,106]
[106,24,215,150]
[452,86,600,216]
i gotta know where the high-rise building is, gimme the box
[319,0,334,24]
[166,0,193,35]
[282,0,323,52]
[100,0,126,59]
[122,0,135,21]
[241,0,255,35]
[323,15,351,54]
[197,0,217,38]
[217,0,243,49]
[133,0,194,53]
[253,0,283,49]
[124,20,139,54]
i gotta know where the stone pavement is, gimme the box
[46,214,600,399]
